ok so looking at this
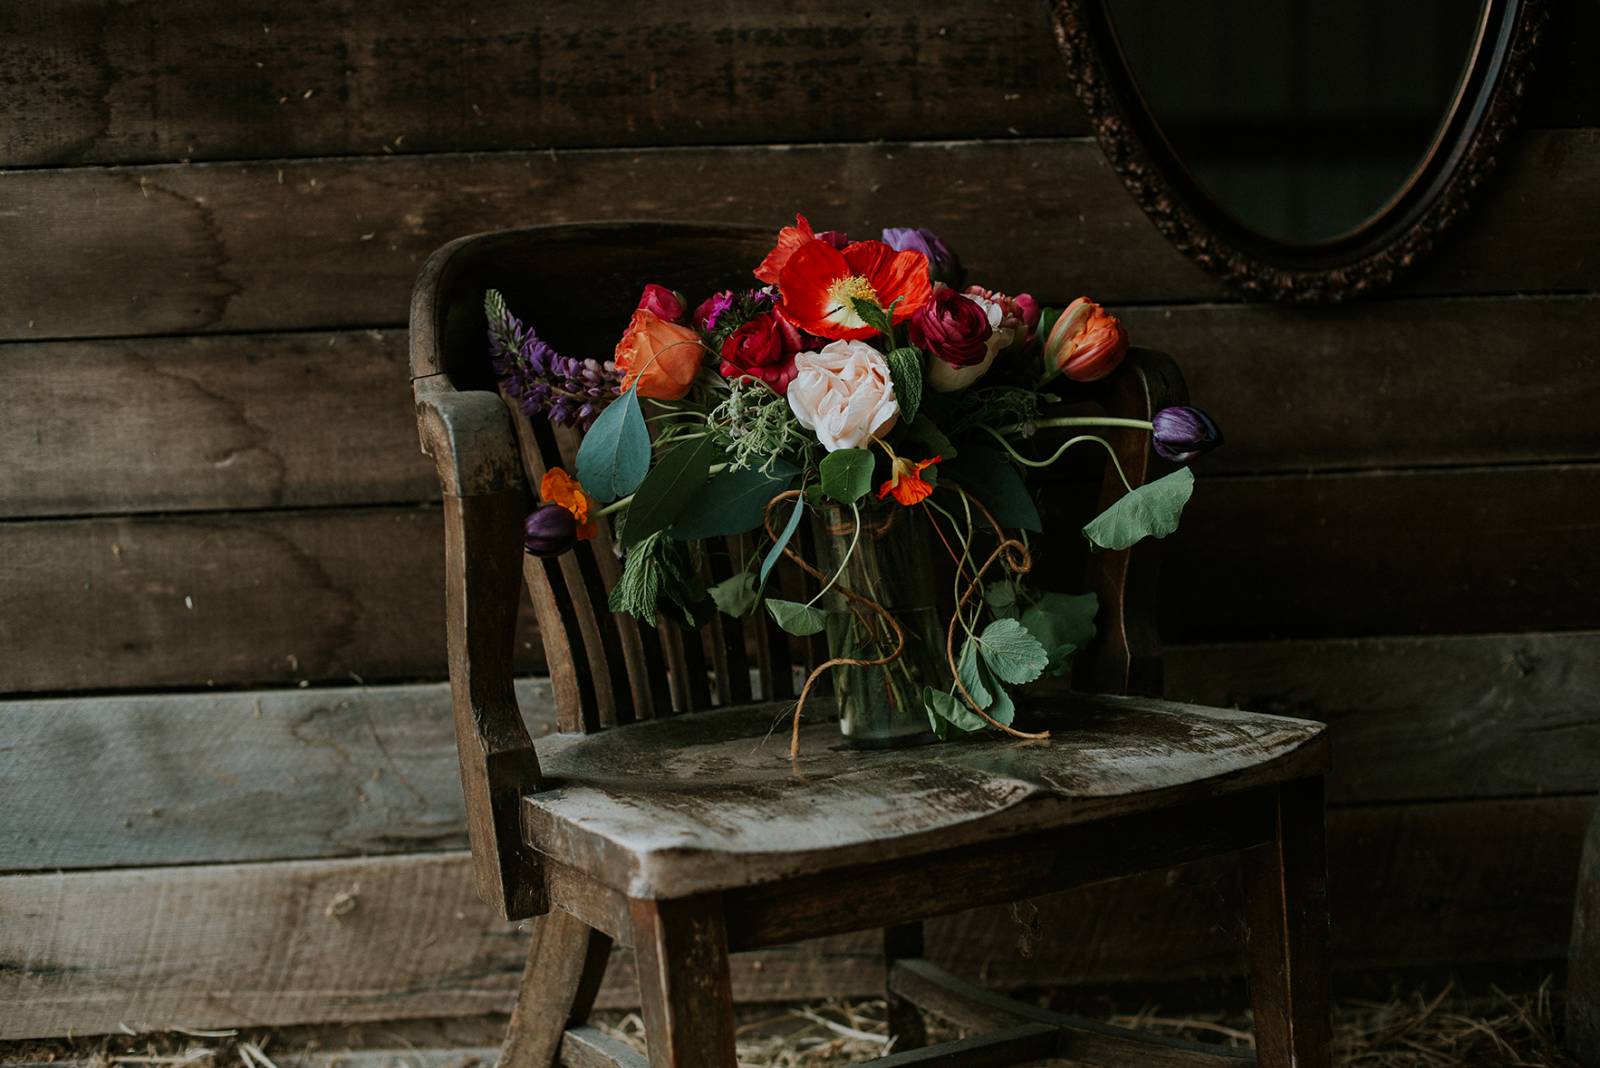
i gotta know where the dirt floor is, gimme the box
[1,975,1580,1068]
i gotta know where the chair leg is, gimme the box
[629,894,737,1068]
[501,909,614,1068]
[883,922,927,1050]
[1244,777,1333,1068]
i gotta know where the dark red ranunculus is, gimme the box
[908,287,992,368]
[718,311,803,393]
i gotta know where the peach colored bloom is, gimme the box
[786,340,899,452]
[614,308,705,400]
[1044,297,1128,382]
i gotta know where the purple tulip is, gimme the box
[881,226,965,287]
[1151,406,1224,463]
[523,504,578,557]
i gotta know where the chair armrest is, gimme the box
[1078,348,1189,697]
[416,381,547,920]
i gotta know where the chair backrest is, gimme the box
[411,221,1184,738]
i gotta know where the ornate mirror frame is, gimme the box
[1050,0,1547,301]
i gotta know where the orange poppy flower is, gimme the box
[878,455,940,506]
[753,214,818,285]
[541,468,599,540]
[777,239,932,341]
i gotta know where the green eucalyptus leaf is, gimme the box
[923,686,987,734]
[758,492,807,590]
[670,461,797,540]
[765,598,829,636]
[885,346,925,424]
[709,572,759,618]
[1082,468,1195,551]
[618,436,714,548]
[575,387,651,503]
[818,448,875,504]
[975,617,1050,686]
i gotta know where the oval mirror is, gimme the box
[1051,0,1546,300]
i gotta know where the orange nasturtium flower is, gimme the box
[541,468,599,540]
[878,455,940,506]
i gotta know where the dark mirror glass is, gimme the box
[1105,1,1487,245]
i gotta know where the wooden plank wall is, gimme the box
[2,0,1597,1039]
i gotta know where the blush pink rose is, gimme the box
[786,340,900,451]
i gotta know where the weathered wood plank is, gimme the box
[10,295,1598,518]
[1161,463,1600,642]
[6,463,1595,691]
[0,1,1087,168]
[0,331,432,517]
[8,635,1593,872]
[0,680,551,873]
[1,797,1586,1040]
[0,508,544,694]
[1166,631,1600,803]
[4,130,1598,342]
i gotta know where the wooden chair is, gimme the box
[410,221,1332,1068]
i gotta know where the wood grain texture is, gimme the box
[0,331,432,517]
[6,130,1600,342]
[0,680,549,873]
[0,507,543,694]
[14,294,1597,518]
[1570,805,1600,1065]
[6,461,1595,692]
[10,633,1591,872]
[2,796,1586,1040]
[1165,630,1600,803]
[0,1,1087,168]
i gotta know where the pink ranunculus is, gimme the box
[963,284,1036,345]
[719,311,803,394]
[637,283,687,323]
[1013,293,1041,340]
[786,340,900,451]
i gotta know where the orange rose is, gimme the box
[613,308,705,400]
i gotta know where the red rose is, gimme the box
[909,287,992,368]
[719,311,803,394]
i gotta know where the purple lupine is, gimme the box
[881,226,965,288]
[1151,406,1224,463]
[486,289,621,430]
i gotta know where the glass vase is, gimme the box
[812,502,944,748]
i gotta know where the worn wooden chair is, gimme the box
[410,221,1331,1068]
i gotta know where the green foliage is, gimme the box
[608,531,707,627]
[670,461,798,539]
[758,492,806,590]
[923,686,987,736]
[1082,468,1195,551]
[765,598,829,636]
[706,378,811,476]
[819,448,875,504]
[709,572,759,618]
[983,580,1018,618]
[944,447,1041,532]
[575,387,650,503]
[885,347,925,424]
[956,640,992,709]
[1020,592,1098,677]
[619,437,713,549]
[974,618,1050,685]
[903,413,957,460]
[849,296,896,346]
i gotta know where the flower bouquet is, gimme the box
[488,216,1221,753]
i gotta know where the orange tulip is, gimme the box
[1044,297,1128,382]
[614,308,705,400]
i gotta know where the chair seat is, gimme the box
[524,693,1326,899]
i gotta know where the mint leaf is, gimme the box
[849,296,895,343]
[885,346,925,423]
[923,686,987,734]
[1083,468,1195,551]
[619,436,713,548]
[709,572,759,618]
[975,617,1050,686]
[575,387,651,503]
[819,448,875,504]
[765,598,829,636]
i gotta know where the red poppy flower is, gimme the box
[878,455,940,506]
[754,214,818,286]
[777,240,933,341]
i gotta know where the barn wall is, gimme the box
[2,1,1596,1038]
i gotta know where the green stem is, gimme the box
[997,415,1154,436]
[805,502,860,609]
[593,462,728,518]
[981,427,1134,494]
